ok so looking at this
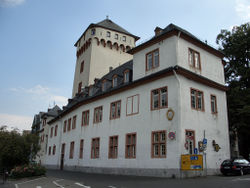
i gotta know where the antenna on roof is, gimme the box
[53,101,56,107]
[106,15,109,20]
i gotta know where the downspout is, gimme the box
[174,31,183,177]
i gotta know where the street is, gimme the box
[1,170,250,188]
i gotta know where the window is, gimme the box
[102,80,108,92]
[190,88,204,111]
[53,145,56,155]
[126,94,139,116]
[61,143,65,155]
[69,141,74,159]
[124,70,130,83]
[152,131,166,158]
[78,82,82,94]
[185,130,195,154]
[112,75,118,87]
[50,127,53,138]
[79,139,84,159]
[146,49,159,71]
[109,136,118,159]
[107,31,111,37]
[122,36,126,41]
[54,125,58,137]
[48,146,51,155]
[125,133,136,158]
[80,61,84,73]
[67,118,71,131]
[188,48,201,69]
[94,106,103,123]
[110,100,121,119]
[63,120,67,133]
[211,95,217,114]
[115,34,118,39]
[88,86,93,96]
[72,115,77,129]
[82,110,89,126]
[151,87,168,110]
[91,137,100,159]
[91,28,96,35]
[42,119,47,127]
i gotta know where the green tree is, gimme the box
[0,126,40,171]
[216,22,250,159]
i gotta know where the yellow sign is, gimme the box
[181,154,203,171]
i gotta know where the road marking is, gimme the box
[36,186,42,188]
[75,182,91,188]
[53,180,65,188]
[232,178,250,181]
[108,186,117,188]
[15,177,46,188]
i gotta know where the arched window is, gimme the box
[107,41,112,49]
[101,39,106,47]
[120,44,125,52]
[113,42,119,51]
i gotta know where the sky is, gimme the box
[0,0,249,131]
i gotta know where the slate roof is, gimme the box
[42,105,61,118]
[74,18,140,46]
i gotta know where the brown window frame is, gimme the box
[211,94,218,114]
[50,127,53,138]
[52,145,56,155]
[82,110,89,126]
[54,125,58,137]
[125,133,136,159]
[102,80,108,92]
[69,141,74,159]
[151,86,168,110]
[48,146,51,155]
[80,61,84,73]
[110,100,121,120]
[188,48,201,70]
[126,94,140,116]
[146,49,159,71]
[78,82,82,94]
[151,130,167,158]
[67,118,71,132]
[93,106,103,124]
[190,88,204,111]
[123,69,130,83]
[91,137,100,159]
[79,139,84,159]
[109,135,118,159]
[72,115,77,129]
[63,120,67,133]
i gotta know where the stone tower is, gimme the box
[72,18,139,97]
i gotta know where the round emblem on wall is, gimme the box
[166,108,174,120]
[168,132,176,140]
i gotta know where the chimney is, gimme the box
[109,66,113,72]
[154,27,163,36]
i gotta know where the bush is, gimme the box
[10,164,46,179]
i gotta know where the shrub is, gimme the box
[10,164,46,179]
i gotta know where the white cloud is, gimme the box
[0,0,25,7]
[235,0,250,21]
[0,113,33,131]
[10,84,68,108]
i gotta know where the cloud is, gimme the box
[10,84,68,108]
[0,0,25,7]
[235,0,250,21]
[0,113,33,131]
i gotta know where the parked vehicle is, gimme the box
[220,158,250,176]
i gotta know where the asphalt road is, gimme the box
[1,170,250,188]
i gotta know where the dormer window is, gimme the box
[102,80,108,92]
[188,48,201,70]
[124,70,130,83]
[91,28,96,35]
[107,31,111,37]
[112,75,118,87]
[88,86,93,96]
[146,49,159,71]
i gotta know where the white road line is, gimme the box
[108,186,117,188]
[55,179,64,182]
[75,182,91,188]
[232,178,250,181]
[53,180,65,188]
[36,186,42,188]
[15,177,46,188]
